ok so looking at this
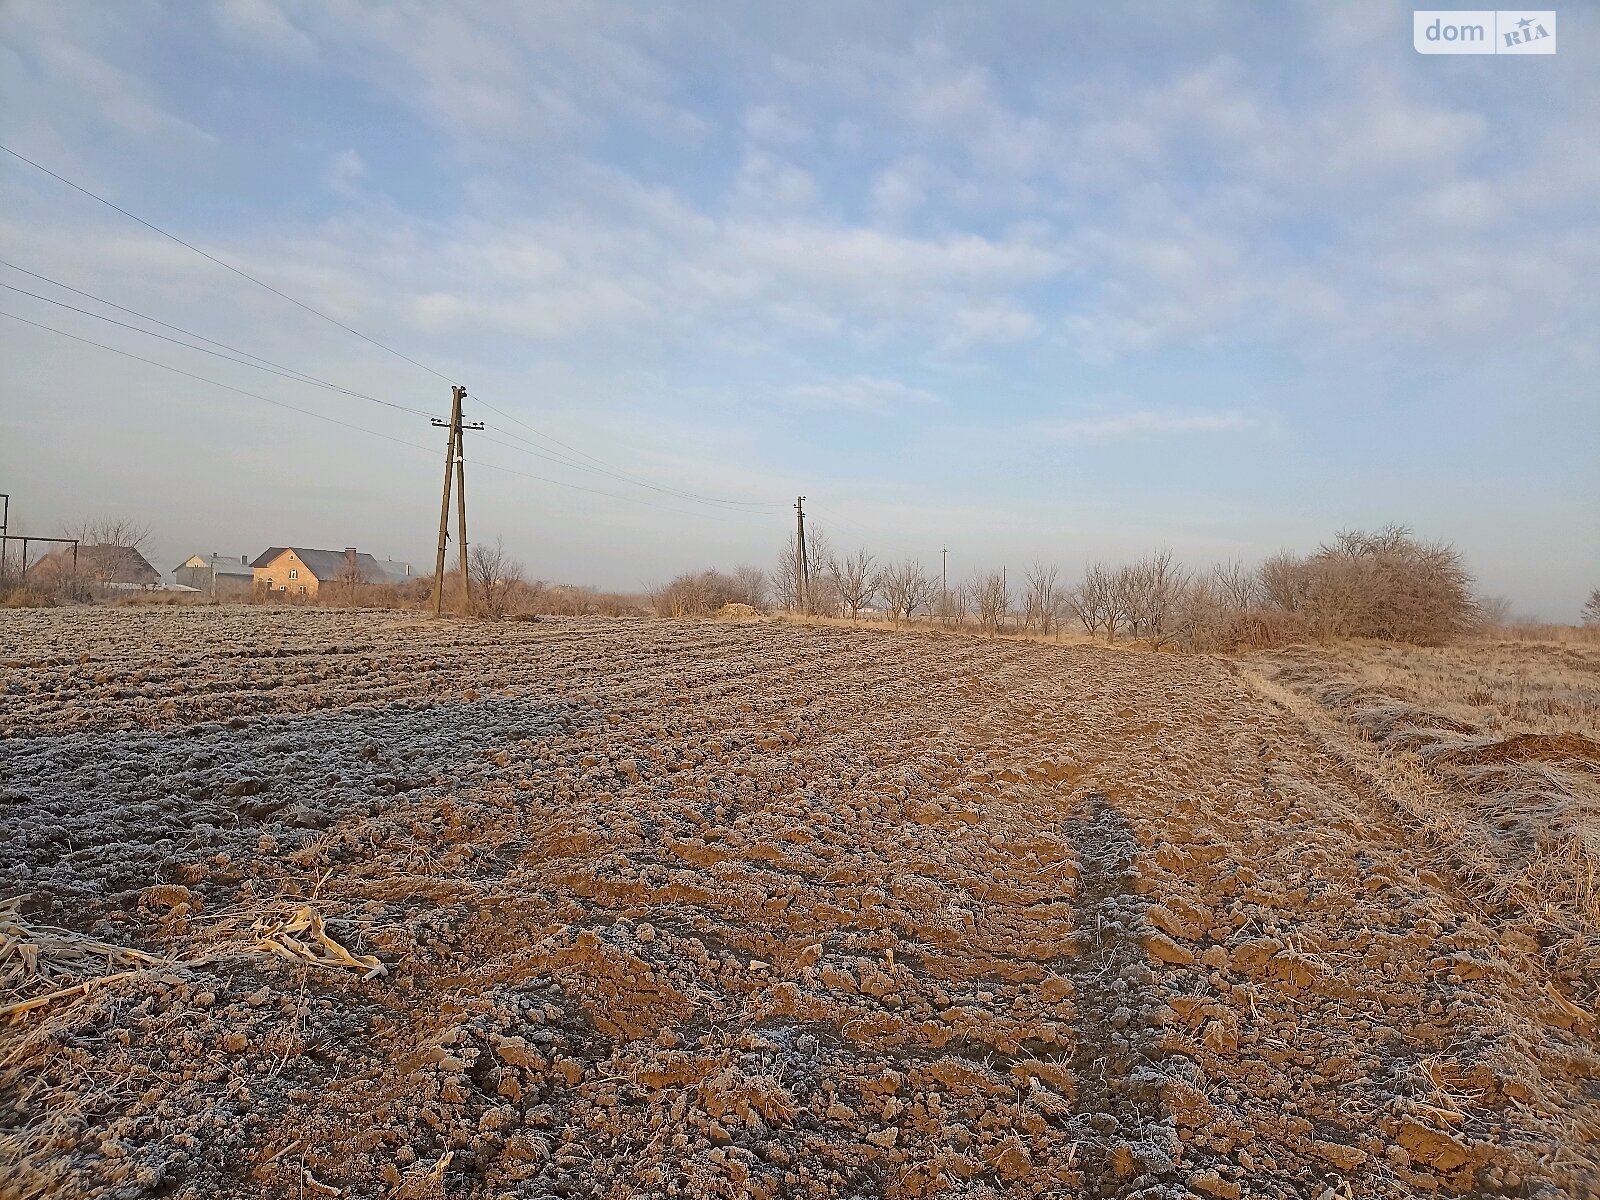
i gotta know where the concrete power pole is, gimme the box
[430,385,484,617]
[794,496,809,615]
[941,546,948,626]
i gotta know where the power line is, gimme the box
[476,421,782,509]
[0,143,783,512]
[0,278,432,419]
[0,308,772,521]
[4,266,777,506]
[0,258,424,406]
[0,141,454,384]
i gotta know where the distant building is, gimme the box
[32,544,162,591]
[173,553,255,597]
[251,546,412,597]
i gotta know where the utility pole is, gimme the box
[430,385,483,617]
[794,496,809,615]
[941,546,948,626]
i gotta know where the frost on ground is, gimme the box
[0,608,1596,1200]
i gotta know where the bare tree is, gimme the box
[942,579,971,630]
[731,564,768,611]
[828,548,878,624]
[1303,525,1476,645]
[973,570,1010,637]
[877,558,932,628]
[774,534,801,610]
[1117,549,1187,647]
[1211,559,1257,610]
[63,515,155,594]
[69,516,152,553]
[804,526,836,615]
[1584,588,1600,626]
[904,562,938,623]
[1473,594,1513,631]
[1258,550,1311,613]
[1067,562,1118,641]
[469,537,524,620]
[334,556,370,606]
[1022,561,1061,637]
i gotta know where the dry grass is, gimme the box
[1239,638,1600,958]
[1280,636,1600,738]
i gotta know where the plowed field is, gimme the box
[1,609,1595,1199]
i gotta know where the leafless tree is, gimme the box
[61,515,155,594]
[1067,562,1118,641]
[469,537,524,620]
[1473,594,1513,631]
[1583,588,1600,626]
[1117,549,1187,647]
[1303,525,1476,644]
[774,534,801,610]
[1211,559,1258,610]
[942,579,971,630]
[904,562,938,623]
[973,569,1010,637]
[877,558,932,628]
[1257,550,1311,613]
[1022,561,1061,637]
[69,516,153,553]
[828,548,878,624]
[334,557,370,606]
[779,526,836,614]
[731,564,768,610]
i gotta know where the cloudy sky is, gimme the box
[1,1,1596,616]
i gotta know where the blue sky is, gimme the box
[1,1,1596,616]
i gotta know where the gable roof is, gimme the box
[36,544,161,585]
[251,547,407,583]
[174,553,254,576]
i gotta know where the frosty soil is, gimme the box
[0,608,1595,1198]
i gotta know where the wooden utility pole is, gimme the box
[430,388,462,617]
[454,404,472,616]
[430,386,483,617]
[794,496,809,614]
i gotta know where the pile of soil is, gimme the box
[1,609,1595,1199]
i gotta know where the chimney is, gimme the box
[241,554,248,564]
[345,547,357,561]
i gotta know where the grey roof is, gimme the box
[250,547,409,584]
[38,544,161,585]
[173,554,254,577]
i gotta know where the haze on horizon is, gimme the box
[1,1,1596,619]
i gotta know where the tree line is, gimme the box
[652,523,1525,649]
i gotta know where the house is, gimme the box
[250,546,411,597]
[173,553,255,596]
[31,544,162,591]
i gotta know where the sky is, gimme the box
[0,1,1596,618]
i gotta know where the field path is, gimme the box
[1,609,1594,1199]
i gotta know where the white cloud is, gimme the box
[784,376,940,415]
[212,0,317,60]
[731,151,817,212]
[325,149,366,198]
[1036,410,1258,441]
[744,104,809,144]
[946,302,1039,348]
[0,1,214,147]
[868,159,927,222]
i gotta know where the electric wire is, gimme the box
[0,141,455,384]
[0,308,772,521]
[2,262,776,506]
[0,279,432,418]
[0,144,785,512]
